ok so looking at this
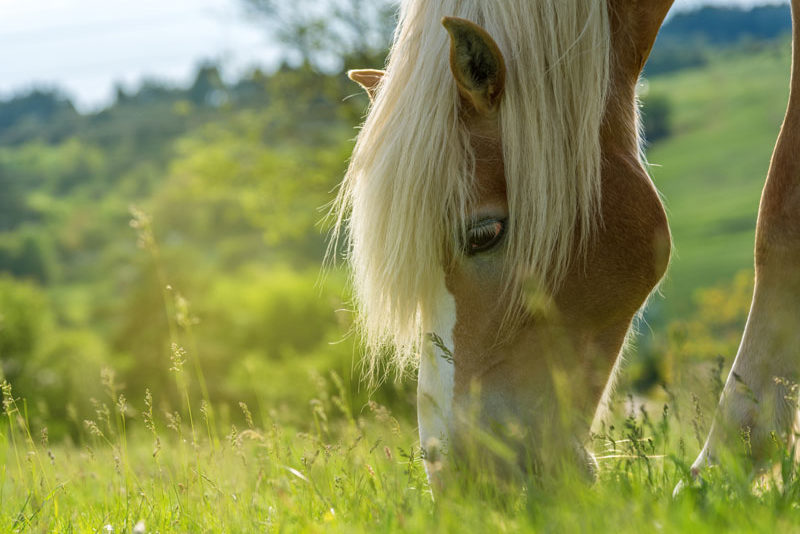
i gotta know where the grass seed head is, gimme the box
[170,343,187,373]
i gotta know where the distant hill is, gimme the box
[647,4,793,75]
[662,4,792,45]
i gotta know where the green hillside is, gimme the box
[644,40,791,323]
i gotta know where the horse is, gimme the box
[333,0,800,488]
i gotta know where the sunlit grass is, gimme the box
[4,367,800,533]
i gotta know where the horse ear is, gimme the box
[347,69,385,101]
[442,17,506,116]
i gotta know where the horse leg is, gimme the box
[691,0,800,478]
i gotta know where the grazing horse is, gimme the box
[334,0,800,486]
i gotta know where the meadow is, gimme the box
[1,24,799,534]
[4,349,800,532]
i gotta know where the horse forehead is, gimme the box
[468,118,507,205]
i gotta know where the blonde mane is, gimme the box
[331,0,611,380]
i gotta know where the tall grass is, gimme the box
[4,363,800,532]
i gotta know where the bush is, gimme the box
[640,93,673,144]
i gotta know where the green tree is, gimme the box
[189,64,228,107]
[641,93,673,144]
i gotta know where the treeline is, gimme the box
[647,4,792,75]
[0,4,793,147]
[662,4,791,45]
[0,60,371,298]
[0,54,388,439]
[0,4,791,152]
[0,63,366,149]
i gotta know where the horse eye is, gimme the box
[465,218,506,255]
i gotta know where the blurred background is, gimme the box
[0,0,792,440]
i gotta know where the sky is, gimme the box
[0,0,789,111]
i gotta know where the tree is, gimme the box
[189,64,227,107]
[659,5,791,47]
[640,93,672,144]
[242,0,396,70]
[0,89,76,132]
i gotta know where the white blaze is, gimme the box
[418,277,456,477]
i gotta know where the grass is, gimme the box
[4,370,800,533]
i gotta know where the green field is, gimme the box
[646,41,791,321]
[1,35,799,532]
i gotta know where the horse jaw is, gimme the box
[417,273,456,485]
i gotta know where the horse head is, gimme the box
[339,0,674,486]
